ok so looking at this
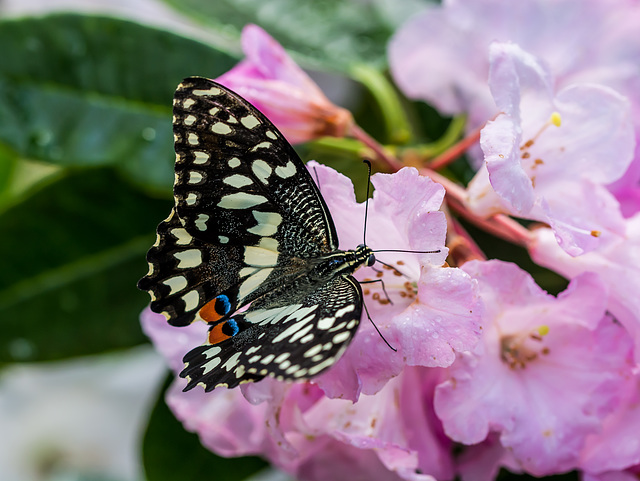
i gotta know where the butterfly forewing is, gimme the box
[139,77,370,389]
[172,77,338,255]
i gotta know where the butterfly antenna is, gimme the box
[363,159,372,245]
[362,300,397,352]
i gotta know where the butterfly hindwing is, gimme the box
[181,276,363,390]
[138,209,244,326]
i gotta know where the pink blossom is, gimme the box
[388,0,640,129]
[389,0,640,206]
[434,260,634,476]
[580,370,640,475]
[139,165,484,480]
[308,162,483,401]
[529,214,640,361]
[466,42,634,256]
[215,25,352,144]
[583,467,640,481]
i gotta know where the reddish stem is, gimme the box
[423,168,533,247]
[428,122,484,170]
[349,123,403,172]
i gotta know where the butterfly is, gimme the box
[138,77,379,392]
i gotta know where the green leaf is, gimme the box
[0,14,239,192]
[162,0,429,71]
[0,168,172,362]
[143,375,268,481]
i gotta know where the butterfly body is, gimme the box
[138,77,374,391]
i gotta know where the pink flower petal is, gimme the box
[216,25,352,143]
[435,260,633,475]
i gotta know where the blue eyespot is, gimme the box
[215,295,232,315]
[227,318,239,336]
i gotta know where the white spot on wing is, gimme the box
[223,174,253,188]
[174,249,202,268]
[266,130,277,140]
[260,354,275,365]
[183,98,195,108]
[188,133,199,145]
[218,235,229,243]
[184,115,196,126]
[244,245,278,266]
[250,141,272,151]
[188,171,203,184]
[212,122,232,135]
[171,228,193,245]
[193,151,209,164]
[307,357,336,376]
[186,193,198,205]
[333,331,351,344]
[239,268,273,299]
[248,211,282,236]
[162,275,188,294]
[290,324,314,343]
[218,192,267,209]
[228,157,241,168]
[222,352,242,371]
[181,290,200,311]
[195,214,209,231]
[252,159,272,184]
[317,316,335,330]
[241,115,260,129]
[275,161,296,179]
[201,356,221,374]
[192,87,221,96]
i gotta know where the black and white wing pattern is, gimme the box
[138,77,373,391]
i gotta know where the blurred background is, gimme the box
[0,1,446,480]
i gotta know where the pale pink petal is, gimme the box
[391,266,483,368]
[580,371,640,473]
[530,215,640,361]
[470,42,634,255]
[216,25,352,143]
[435,261,633,475]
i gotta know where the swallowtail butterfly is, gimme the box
[138,77,379,391]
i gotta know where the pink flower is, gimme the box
[215,25,353,144]
[140,165,484,481]
[583,466,640,481]
[434,260,634,476]
[389,0,640,207]
[529,213,640,361]
[388,0,640,129]
[580,370,640,475]
[307,162,483,401]
[466,42,634,256]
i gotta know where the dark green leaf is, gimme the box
[143,374,268,481]
[0,14,239,191]
[162,0,430,71]
[0,168,172,362]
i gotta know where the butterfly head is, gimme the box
[357,244,376,267]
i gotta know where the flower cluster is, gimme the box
[143,2,640,480]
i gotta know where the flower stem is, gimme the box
[415,115,468,160]
[422,167,533,246]
[350,64,412,144]
[349,124,404,172]
[428,122,484,170]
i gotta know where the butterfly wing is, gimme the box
[139,77,340,327]
[181,275,362,390]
